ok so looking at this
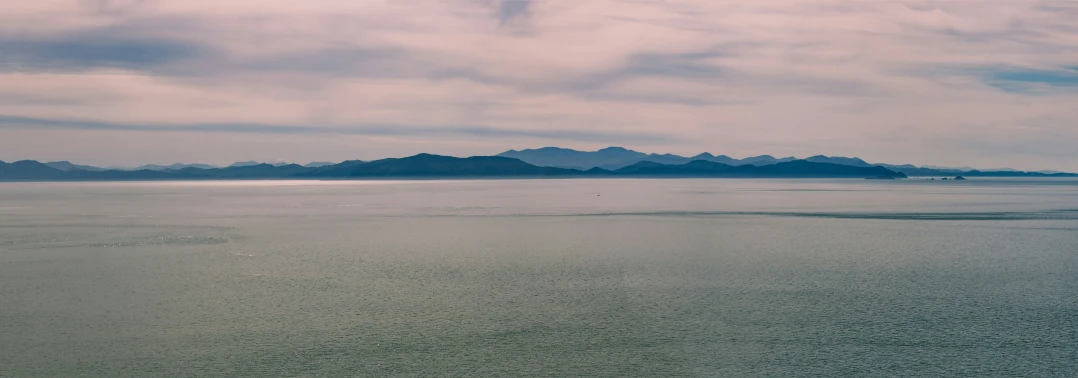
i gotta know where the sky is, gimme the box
[1,0,1077,171]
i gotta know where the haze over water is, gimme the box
[2,178,1076,377]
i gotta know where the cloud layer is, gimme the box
[1,0,1077,169]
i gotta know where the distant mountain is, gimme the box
[614,160,906,178]
[304,162,337,168]
[499,147,799,170]
[615,160,735,175]
[2,153,1074,182]
[172,163,311,178]
[690,153,741,165]
[1,160,67,180]
[498,147,647,170]
[222,161,297,167]
[301,160,368,176]
[44,161,106,171]
[922,165,976,171]
[884,167,959,177]
[499,147,1074,177]
[61,169,175,180]
[730,160,904,178]
[804,155,870,167]
[639,153,693,167]
[0,160,311,181]
[135,163,219,171]
[878,163,919,170]
[298,154,580,177]
[739,155,797,165]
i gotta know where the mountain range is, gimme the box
[497,147,1073,177]
[2,154,911,181]
[45,161,336,172]
[2,147,1073,182]
[42,161,108,172]
[496,147,801,170]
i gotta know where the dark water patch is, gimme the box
[780,209,1078,221]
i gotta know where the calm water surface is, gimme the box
[2,178,1076,377]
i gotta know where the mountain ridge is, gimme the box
[495,147,1071,177]
[498,147,825,170]
[4,147,1073,181]
[2,155,919,181]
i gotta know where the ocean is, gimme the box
[2,178,1076,377]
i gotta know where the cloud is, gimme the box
[982,67,1078,92]
[911,64,1078,94]
[498,0,532,23]
[0,114,674,144]
[567,49,726,90]
[0,34,211,73]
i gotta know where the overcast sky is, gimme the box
[2,0,1077,170]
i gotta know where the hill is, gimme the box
[497,147,647,170]
[614,160,735,175]
[44,161,107,171]
[499,147,799,170]
[0,160,68,180]
[299,154,581,177]
[804,155,870,167]
[614,159,906,178]
[135,163,219,171]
